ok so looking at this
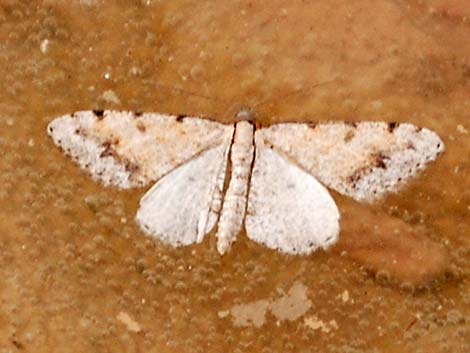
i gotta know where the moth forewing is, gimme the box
[47,110,234,188]
[256,122,445,203]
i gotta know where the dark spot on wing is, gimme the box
[93,110,105,119]
[371,152,389,169]
[176,114,187,122]
[99,141,116,158]
[388,122,398,132]
[347,152,390,187]
[125,161,139,174]
[136,121,146,133]
[308,122,317,129]
[344,129,356,143]
[415,126,422,132]
[135,111,143,117]
[346,121,358,128]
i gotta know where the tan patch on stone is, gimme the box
[230,299,270,328]
[269,282,312,321]
[226,282,312,327]
[304,316,339,333]
[116,312,142,333]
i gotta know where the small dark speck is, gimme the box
[12,339,24,349]
[176,114,187,122]
[344,129,355,143]
[137,122,146,133]
[125,162,139,173]
[93,110,105,119]
[48,126,53,132]
[388,122,398,132]
[346,121,358,128]
[373,152,388,169]
[308,122,318,129]
[135,111,143,117]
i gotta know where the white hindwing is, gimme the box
[47,110,234,188]
[136,143,231,246]
[245,135,340,255]
[256,122,445,202]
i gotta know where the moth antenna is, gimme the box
[154,81,230,105]
[251,78,341,114]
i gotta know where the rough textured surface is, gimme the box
[48,110,233,188]
[136,144,230,246]
[216,121,254,254]
[258,122,445,202]
[2,1,469,352]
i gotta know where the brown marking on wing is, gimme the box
[136,121,146,133]
[371,152,389,169]
[388,122,399,132]
[344,129,356,142]
[93,110,105,120]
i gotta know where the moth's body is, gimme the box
[47,109,445,255]
[216,121,254,254]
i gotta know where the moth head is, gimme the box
[235,107,256,123]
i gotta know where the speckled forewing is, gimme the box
[47,110,234,188]
[256,122,445,202]
[136,143,230,247]
[245,136,340,255]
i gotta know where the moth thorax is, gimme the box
[235,108,256,123]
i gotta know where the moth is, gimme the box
[47,110,444,255]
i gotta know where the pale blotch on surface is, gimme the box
[269,282,312,321]
[116,312,142,333]
[224,282,312,328]
[229,299,270,328]
[304,316,339,334]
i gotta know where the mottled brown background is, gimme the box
[0,1,468,352]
